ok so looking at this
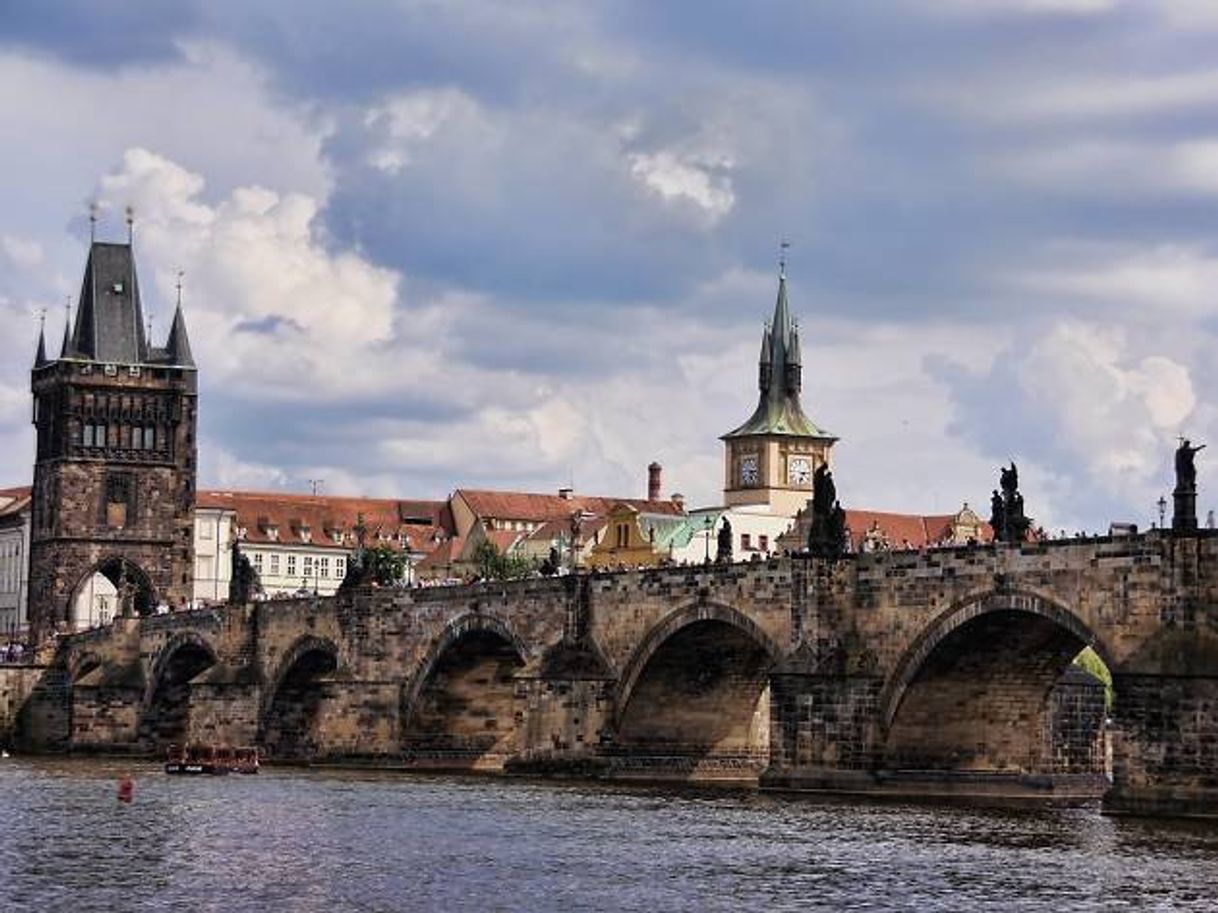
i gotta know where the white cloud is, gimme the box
[628,149,736,224]
[363,88,488,174]
[93,148,404,399]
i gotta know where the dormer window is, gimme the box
[266,524,279,542]
[300,525,312,543]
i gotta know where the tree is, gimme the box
[364,544,408,586]
[472,541,536,580]
[1073,646,1114,710]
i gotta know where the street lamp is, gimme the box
[1157,495,1167,529]
[704,515,713,563]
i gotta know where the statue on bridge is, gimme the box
[1173,438,1205,532]
[991,462,1032,544]
[807,464,847,559]
[229,540,262,605]
[716,517,734,564]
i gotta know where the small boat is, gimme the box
[165,744,259,776]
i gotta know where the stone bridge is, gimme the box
[11,531,1218,817]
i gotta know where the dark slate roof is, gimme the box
[62,242,196,370]
[67,242,148,364]
[163,303,195,368]
[722,271,834,440]
[33,325,47,368]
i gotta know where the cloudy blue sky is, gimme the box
[2,0,1217,532]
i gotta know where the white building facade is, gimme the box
[0,489,31,638]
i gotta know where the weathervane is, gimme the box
[175,268,185,307]
[88,201,99,243]
[125,205,135,244]
[779,238,790,277]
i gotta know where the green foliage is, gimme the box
[472,540,537,580]
[364,544,408,586]
[1073,646,1114,710]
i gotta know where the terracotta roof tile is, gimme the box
[456,489,685,523]
[198,489,454,556]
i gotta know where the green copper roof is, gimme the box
[722,271,834,441]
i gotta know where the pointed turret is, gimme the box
[33,323,47,368]
[59,307,73,359]
[164,302,195,368]
[786,322,802,394]
[759,323,772,392]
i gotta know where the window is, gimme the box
[336,557,346,577]
[253,552,264,571]
[303,557,314,578]
[319,557,330,578]
[198,520,214,540]
[287,555,297,577]
[759,535,769,552]
[197,555,214,579]
[741,533,752,550]
[269,554,280,576]
[83,423,107,448]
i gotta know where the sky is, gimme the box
[2,0,1217,533]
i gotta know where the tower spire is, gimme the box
[165,270,195,368]
[60,297,72,359]
[34,309,48,368]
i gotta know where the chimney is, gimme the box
[558,486,574,500]
[648,462,662,501]
[670,493,685,510]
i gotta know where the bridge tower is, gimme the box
[721,262,837,517]
[27,238,198,641]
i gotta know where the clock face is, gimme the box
[740,456,759,486]
[788,457,812,486]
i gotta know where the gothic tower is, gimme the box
[721,265,837,517]
[28,239,198,641]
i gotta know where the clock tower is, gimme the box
[721,264,836,517]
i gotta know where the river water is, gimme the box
[2,759,1217,912]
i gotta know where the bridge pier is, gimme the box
[1105,673,1218,818]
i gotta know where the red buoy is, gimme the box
[117,775,135,803]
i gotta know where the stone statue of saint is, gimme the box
[1176,439,1205,491]
[716,517,733,564]
[813,464,836,516]
[1000,462,1018,499]
[989,489,1005,533]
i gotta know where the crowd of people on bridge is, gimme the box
[1,641,27,664]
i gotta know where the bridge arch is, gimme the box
[615,601,782,725]
[400,613,529,768]
[260,635,341,760]
[880,588,1113,778]
[139,632,218,748]
[612,601,782,774]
